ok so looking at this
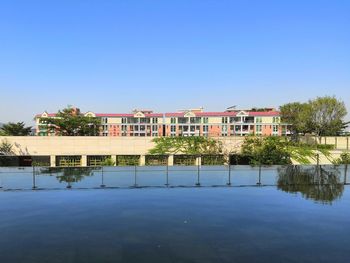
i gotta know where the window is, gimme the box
[221,125,228,136]
[178,117,187,124]
[170,117,177,124]
[121,118,127,124]
[152,125,158,131]
[190,117,201,124]
[203,125,208,132]
[222,117,228,124]
[203,117,208,124]
[140,118,150,123]
[256,125,262,133]
[255,117,262,123]
[171,125,176,133]
[273,117,280,123]
[152,118,158,124]
[273,125,279,133]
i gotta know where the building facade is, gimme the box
[35,108,290,137]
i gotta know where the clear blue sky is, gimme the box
[0,0,349,125]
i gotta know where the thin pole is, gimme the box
[134,165,137,187]
[32,166,37,189]
[66,167,72,189]
[335,137,338,149]
[196,160,200,186]
[344,164,348,185]
[100,166,105,188]
[165,162,169,186]
[227,164,231,186]
[257,164,262,185]
[316,154,320,178]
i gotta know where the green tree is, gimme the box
[0,122,32,136]
[279,102,310,140]
[307,96,347,137]
[241,136,292,165]
[40,106,101,136]
[240,136,332,165]
[149,137,224,155]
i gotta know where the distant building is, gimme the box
[34,107,290,137]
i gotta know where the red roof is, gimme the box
[96,113,163,117]
[36,111,280,118]
[248,111,280,116]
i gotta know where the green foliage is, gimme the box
[40,106,100,136]
[149,137,224,155]
[241,136,333,165]
[116,155,140,166]
[280,102,310,139]
[201,155,225,165]
[0,122,32,136]
[280,96,347,138]
[0,139,14,155]
[100,157,116,166]
[39,167,95,184]
[241,136,292,165]
[308,96,347,136]
[333,152,350,165]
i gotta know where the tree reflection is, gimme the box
[277,166,344,204]
[39,167,97,185]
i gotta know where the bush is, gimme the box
[333,152,350,165]
[241,136,292,165]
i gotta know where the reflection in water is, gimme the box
[38,167,96,184]
[277,166,344,204]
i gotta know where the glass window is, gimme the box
[255,117,262,123]
[273,125,279,133]
[178,117,187,124]
[256,125,262,133]
[273,117,280,123]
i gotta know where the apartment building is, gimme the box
[35,107,290,137]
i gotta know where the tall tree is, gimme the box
[280,102,310,140]
[40,106,101,136]
[307,96,347,136]
[0,122,32,136]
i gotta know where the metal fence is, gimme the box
[0,164,349,191]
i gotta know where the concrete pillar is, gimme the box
[196,156,202,166]
[335,137,338,149]
[139,155,146,166]
[50,155,56,167]
[111,155,117,166]
[81,155,87,167]
[168,155,174,166]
